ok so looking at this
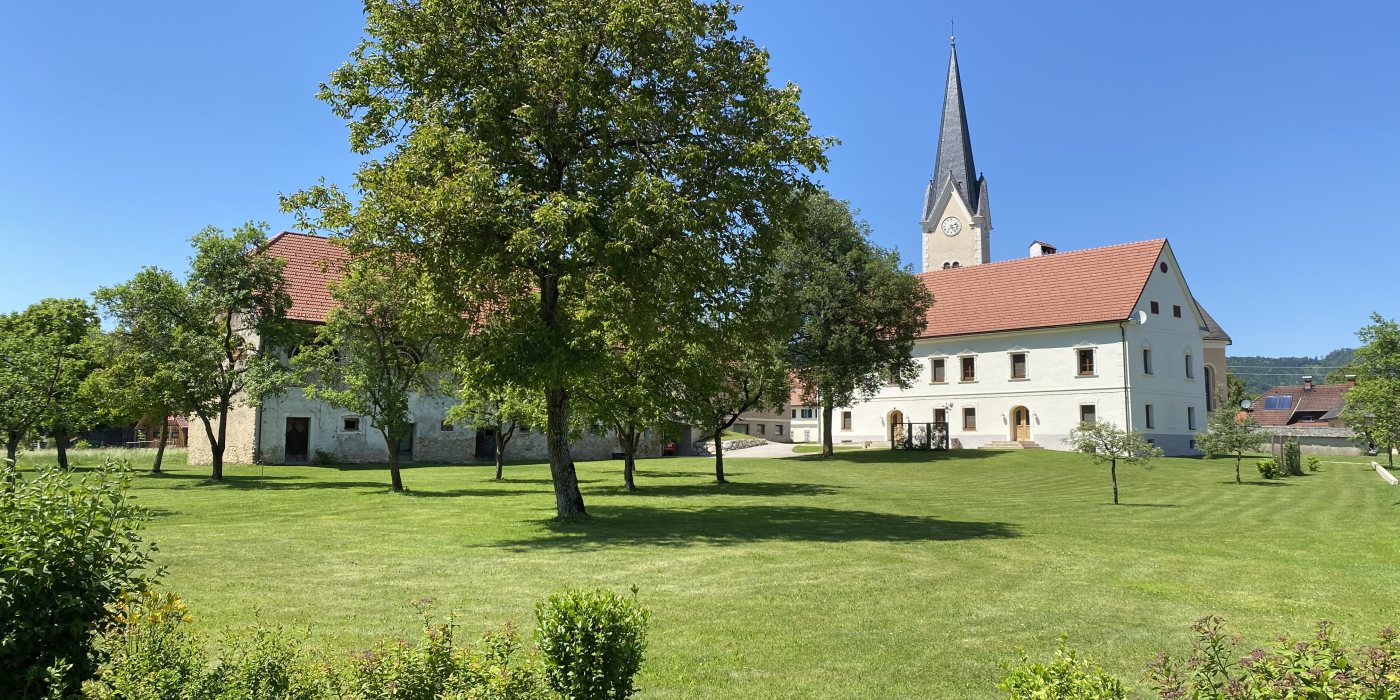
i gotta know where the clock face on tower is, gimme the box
[940,216,962,236]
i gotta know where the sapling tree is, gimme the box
[286,0,827,517]
[451,381,546,481]
[1195,408,1268,484]
[676,331,790,485]
[295,258,445,492]
[1064,421,1164,505]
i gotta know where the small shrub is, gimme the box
[536,588,649,700]
[0,461,156,698]
[83,590,213,700]
[328,600,547,700]
[1256,458,1280,479]
[1281,438,1303,476]
[998,635,1126,699]
[1146,615,1400,699]
[1306,454,1322,472]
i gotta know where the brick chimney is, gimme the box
[1346,374,1357,388]
[1302,375,1313,392]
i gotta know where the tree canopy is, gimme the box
[1064,421,1163,505]
[1341,313,1400,466]
[286,0,828,517]
[1194,408,1267,484]
[780,191,933,457]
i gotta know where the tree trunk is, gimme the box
[212,408,229,480]
[621,427,638,492]
[1110,460,1119,505]
[384,431,405,492]
[54,423,69,469]
[714,430,727,484]
[821,401,835,458]
[1234,452,1242,484]
[494,435,505,480]
[153,420,169,474]
[4,434,18,485]
[545,386,587,518]
[198,415,223,481]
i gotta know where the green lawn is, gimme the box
[20,448,1400,698]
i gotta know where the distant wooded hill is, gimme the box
[1226,348,1356,396]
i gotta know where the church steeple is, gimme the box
[925,36,980,219]
[921,34,991,272]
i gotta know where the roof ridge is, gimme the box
[916,238,1166,279]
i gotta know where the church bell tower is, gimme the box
[921,35,991,272]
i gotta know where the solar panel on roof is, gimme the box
[1263,395,1293,410]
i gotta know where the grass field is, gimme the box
[18,447,1400,698]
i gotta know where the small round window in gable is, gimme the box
[1159,262,1168,273]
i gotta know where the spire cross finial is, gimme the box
[950,19,955,45]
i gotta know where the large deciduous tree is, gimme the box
[1341,313,1400,466]
[97,224,293,480]
[780,192,934,457]
[285,0,827,518]
[1195,408,1268,484]
[294,259,445,492]
[1064,421,1164,505]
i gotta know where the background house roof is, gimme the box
[1249,381,1351,427]
[265,231,348,323]
[914,239,1167,338]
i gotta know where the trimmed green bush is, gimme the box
[1256,458,1280,479]
[998,635,1126,699]
[1282,439,1303,476]
[0,461,155,698]
[536,588,649,700]
[1306,455,1322,472]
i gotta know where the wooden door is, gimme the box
[1013,408,1030,441]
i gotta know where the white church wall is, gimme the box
[1121,246,1209,456]
[843,324,1130,450]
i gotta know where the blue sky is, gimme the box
[2,1,1396,358]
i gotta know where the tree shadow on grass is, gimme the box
[1107,503,1182,508]
[593,481,841,498]
[1219,480,1292,487]
[789,448,1003,465]
[495,504,1020,550]
[150,471,395,491]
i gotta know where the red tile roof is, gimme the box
[1249,382,1351,427]
[264,232,349,323]
[915,239,1167,338]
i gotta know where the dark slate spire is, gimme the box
[925,36,980,219]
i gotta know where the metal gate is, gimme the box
[891,421,949,451]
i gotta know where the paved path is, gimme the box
[723,441,803,458]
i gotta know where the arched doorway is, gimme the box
[888,410,905,444]
[1010,406,1031,441]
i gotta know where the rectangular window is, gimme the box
[791,408,797,418]
[1143,348,1153,375]
[1145,404,1155,429]
[776,425,783,436]
[1080,404,1096,424]
[1077,348,1095,376]
[1010,352,1027,379]
[439,421,454,432]
[1150,301,1160,314]
[1173,304,1182,318]
[800,408,814,419]
[960,356,976,381]
[934,408,946,424]
[962,407,977,431]
[342,416,360,432]
[757,424,766,435]
[1187,406,1196,430]
[931,358,946,383]
[841,411,852,430]
[1185,355,1194,379]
